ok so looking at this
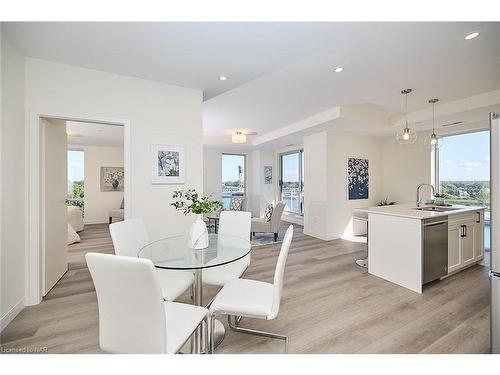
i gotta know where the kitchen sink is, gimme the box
[414,206,460,212]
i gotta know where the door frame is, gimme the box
[26,112,131,306]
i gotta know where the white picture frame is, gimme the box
[151,144,186,184]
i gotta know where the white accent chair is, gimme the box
[202,211,252,287]
[109,217,194,301]
[86,253,208,354]
[209,225,294,353]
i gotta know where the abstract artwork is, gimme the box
[264,166,272,184]
[347,158,369,200]
[100,167,124,192]
[151,144,185,184]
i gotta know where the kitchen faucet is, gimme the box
[416,183,435,208]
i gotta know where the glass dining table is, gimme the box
[138,233,251,353]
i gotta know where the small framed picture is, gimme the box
[100,167,124,192]
[264,166,272,184]
[151,144,185,184]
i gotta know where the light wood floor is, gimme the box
[0,223,491,354]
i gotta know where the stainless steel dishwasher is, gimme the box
[422,217,448,284]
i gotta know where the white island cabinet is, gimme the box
[355,204,485,294]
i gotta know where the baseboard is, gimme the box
[83,219,108,225]
[1,298,25,332]
[302,229,338,241]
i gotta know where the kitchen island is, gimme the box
[355,204,485,293]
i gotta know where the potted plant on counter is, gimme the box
[377,197,396,206]
[434,193,447,206]
[172,189,223,249]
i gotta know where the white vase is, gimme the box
[189,214,209,249]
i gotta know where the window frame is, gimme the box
[221,152,247,200]
[279,149,304,215]
[434,128,490,207]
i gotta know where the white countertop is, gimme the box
[353,204,486,220]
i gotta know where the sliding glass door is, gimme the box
[280,150,304,215]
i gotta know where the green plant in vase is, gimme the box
[172,189,223,249]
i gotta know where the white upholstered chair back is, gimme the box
[86,253,167,353]
[219,210,251,241]
[270,225,293,319]
[109,217,148,257]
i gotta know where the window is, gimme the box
[279,150,304,215]
[67,150,85,212]
[221,154,246,209]
[436,130,490,248]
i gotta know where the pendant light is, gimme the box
[429,98,439,146]
[396,88,417,145]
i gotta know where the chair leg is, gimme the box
[228,316,288,353]
[204,315,210,354]
[228,315,242,327]
[274,233,278,242]
[210,313,216,354]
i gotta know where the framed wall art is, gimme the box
[347,158,369,200]
[151,144,185,184]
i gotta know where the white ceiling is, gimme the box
[7,22,500,147]
[3,22,343,99]
[66,121,124,147]
[204,22,500,144]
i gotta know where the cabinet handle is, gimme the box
[476,212,481,223]
[460,225,466,237]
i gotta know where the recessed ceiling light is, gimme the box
[333,67,344,73]
[219,76,228,81]
[464,32,480,40]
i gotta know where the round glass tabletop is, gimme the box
[138,233,251,270]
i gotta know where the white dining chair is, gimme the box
[109,217,194,301]
[209,225,294,353]
[202,210,252,286]
[86,253,209,354]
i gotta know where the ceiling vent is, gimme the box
[441,121,464,127]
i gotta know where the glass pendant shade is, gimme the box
[424,98,441,150]
[396,125,418,144]
[395,88,417,145]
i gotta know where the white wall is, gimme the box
[303,132,329,239]
[250,149,276,218]
[69,144,124,224]
[203,147,222,201]
[1,30,26,329]
[26,58,203,240]
[303,131,383,240]
[326,131,384,239]
[381,136,433,204]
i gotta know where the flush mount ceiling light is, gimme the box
[396,88,417,145]
[219,76,228,81]
[231,131,247,144]
[333,66,344,73]
[464,32,480,40]
[231,130,258,144]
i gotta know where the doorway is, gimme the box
[28,114,130,304]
